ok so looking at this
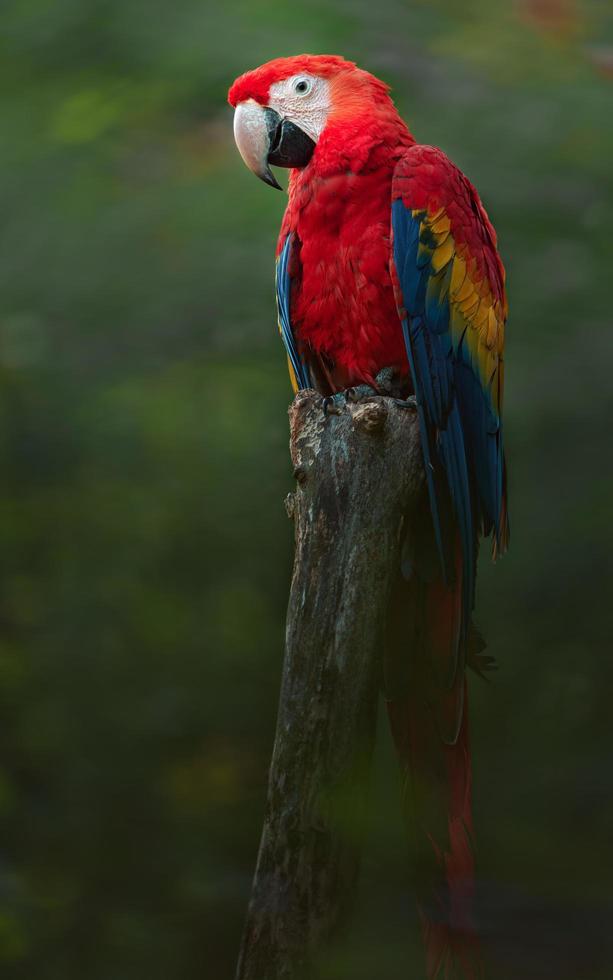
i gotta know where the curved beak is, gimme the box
[233,100,316,191]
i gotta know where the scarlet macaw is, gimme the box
[229,55,509,980]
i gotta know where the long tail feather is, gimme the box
[385,537,483,980]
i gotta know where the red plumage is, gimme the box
[228,54,362,108]
[276,62,414,388]
[230,54,508,980]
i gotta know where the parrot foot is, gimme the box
[467,622,497,680]
[468,650,498,680]
[374,367,416,407]
[345,383,379,402]
[392,395,418,410]
[321,393,346,416]
[322,384,378,416]
[321,370,416,415]
[374,366,396,391]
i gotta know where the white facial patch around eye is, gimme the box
[268,76,331,144]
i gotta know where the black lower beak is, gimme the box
[264,109,316,172]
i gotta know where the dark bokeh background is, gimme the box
[1,1,612,977]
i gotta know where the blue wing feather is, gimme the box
[392,198,476,636]
[276,234,311,391]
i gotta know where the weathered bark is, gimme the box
[236,390,423,980]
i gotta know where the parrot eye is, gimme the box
[293,77,313,96]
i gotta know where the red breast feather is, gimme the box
[279,81,415,387]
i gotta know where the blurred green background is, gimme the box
[1,1,612,977]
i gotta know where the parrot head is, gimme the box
[228,55,393,189]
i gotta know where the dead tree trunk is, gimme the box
[236,390,423,980]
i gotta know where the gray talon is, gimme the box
[346,383,378,401]
[374,367,395,393]
[322,394,345,416]
[322,377,414,414]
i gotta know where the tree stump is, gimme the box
[236,390,424,980]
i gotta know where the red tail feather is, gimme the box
[386,549,483,979]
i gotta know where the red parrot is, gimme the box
[229,54,509,980]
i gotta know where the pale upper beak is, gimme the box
[233,99,316,190]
